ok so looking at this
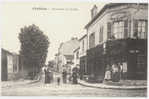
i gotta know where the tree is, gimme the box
[19,24,49,79]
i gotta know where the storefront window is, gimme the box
[137,55,146,71]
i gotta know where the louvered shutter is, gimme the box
[145,21,148,39]
[133,20,138,38]
[124,20,128,38]
[107,22,112,39]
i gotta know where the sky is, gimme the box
[0,2,105,63]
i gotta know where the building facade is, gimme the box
[1,48,20,81]
[56,38,79,73]
[73,47,80,71]
[79,34,88,79]
[85,3,148,82]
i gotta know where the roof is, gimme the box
[73,47,80,53]
[85,3,148,29]
[64,55,74,60]
[1,48,13,55]
[58,38,79,55]
[79,34,87,41]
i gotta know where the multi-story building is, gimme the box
[85,3,147,81]
[56,37,79,73]
[79,34,88,79]
[1,48,20,81]
[73,47,80,71]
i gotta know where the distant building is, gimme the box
[73,47,80,70]
[84,3,147,81]
[1,48,20,81]
[56,37,79,73]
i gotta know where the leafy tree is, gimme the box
[19,24,49,79]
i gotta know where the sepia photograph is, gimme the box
[0,1,148,97]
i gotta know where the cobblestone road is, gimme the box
[1,72,147,96]
[1,81,147,96]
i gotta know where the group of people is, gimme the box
[104,63,123,82]
[61,70,78,84]
[43,66,79,85]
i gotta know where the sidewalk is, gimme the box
[78,80,147,90]
[1,79,39,88]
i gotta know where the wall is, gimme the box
[73,49,80,67]
[87,4,148,50]
[79,36,87,57]
[87,11,108,50]
[85,4,148,81]
[1,49,8,81]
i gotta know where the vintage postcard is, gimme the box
[0,0,148,97]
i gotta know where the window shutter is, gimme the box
[101,27,103,42]
[107,22,111,39]
[133,20,138,38]
[145,21,148,38]
[99,26,104,42]
[124,20,128,38]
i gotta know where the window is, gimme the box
[113,21,125,39]
[99,26,104,42]
[133,20,147,39]
[89,33,95,49]
[138,20,147,39]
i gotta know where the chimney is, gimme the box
[91,5,98,19]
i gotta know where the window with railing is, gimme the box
[133,20,147,39]
[137,20,147,39]
[107,20,128,40]
[113,21,124,39]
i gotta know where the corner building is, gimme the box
[85,3,148,81]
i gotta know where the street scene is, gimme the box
[1,2,148,97]
[1,72,146,96]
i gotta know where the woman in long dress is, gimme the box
[44,67,48,84]
[104,65,111,81]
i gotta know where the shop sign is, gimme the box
[129,50,139,53]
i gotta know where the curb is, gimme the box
[27,80,40,84]
[78,81,147,90]
[1,80,39,89]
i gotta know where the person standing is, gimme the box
[104,65,111,81]
[45,67,51,84]
[44,66,48,84]
[62,70,67,84]
[112,63,120,82]
[72,71,78,84]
